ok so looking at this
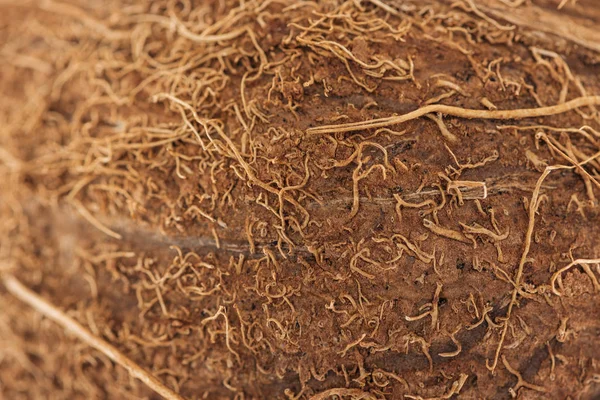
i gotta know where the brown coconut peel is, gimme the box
[1,0,600,399]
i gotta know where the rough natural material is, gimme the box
[1,0,600,399]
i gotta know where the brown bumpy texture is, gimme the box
[1,0,600,399]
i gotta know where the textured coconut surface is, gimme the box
[1,0,600,399]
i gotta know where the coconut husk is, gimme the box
[1,0,600,399]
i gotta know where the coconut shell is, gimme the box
[1,0,600,399]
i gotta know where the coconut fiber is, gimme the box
[1,0,600,399]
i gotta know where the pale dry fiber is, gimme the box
[1,0,600,399]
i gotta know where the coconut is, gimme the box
[1,0,600,399]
